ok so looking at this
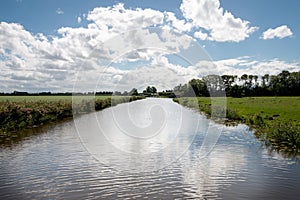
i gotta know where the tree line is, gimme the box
[0,87,158,97]
[173,70,300,97]
[2,70,299,98]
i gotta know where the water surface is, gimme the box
[0,98,299,199]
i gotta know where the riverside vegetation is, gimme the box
[0,95,144,143]
[173,97,300,155]
[171,70,300,154]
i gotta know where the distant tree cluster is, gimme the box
[2,70,299,98]
[139,86,157,97]
[113,88,138,96]
[95,91,113,95]
[174,70,300,97]
[143,86,157,94]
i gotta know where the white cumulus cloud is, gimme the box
[87,3,164,33]
[0,3,196,92]
[261,25,293,40]
[180,0,258,42]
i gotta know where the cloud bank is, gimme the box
[0,2,299,92]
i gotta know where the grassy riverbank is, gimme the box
[0,95,144,143]
[173,97,300,154]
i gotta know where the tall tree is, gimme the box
[129,88,138,96]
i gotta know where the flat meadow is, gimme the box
[0,95,144,143]
[174,96,300,154]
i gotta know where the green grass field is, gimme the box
[174,97,300,154]
[198,97,300,123]
[0,95,144,143]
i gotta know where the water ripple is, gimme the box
[1,99,300,199]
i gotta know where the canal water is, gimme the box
[0,98,299,199]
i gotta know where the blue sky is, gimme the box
[1,0,299,61]
[0,0,300,92]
